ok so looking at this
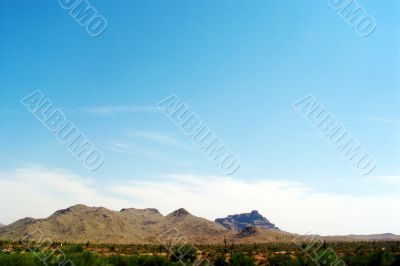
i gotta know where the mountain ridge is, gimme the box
[0,204,230,244]
[1,205,399,244]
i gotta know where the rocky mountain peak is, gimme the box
[120,208,162,215]
[168,208,190,217]
[145,208,161,214]
[215,210,278,231]
[51,204,90,217]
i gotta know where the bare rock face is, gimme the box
[0,223,4,228]
[167,208,190,218]
[237,226,259,238]
[215,210,278,231]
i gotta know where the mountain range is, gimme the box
[0,205,398,244]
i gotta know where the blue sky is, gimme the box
[1,0,400,234]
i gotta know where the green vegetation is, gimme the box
[170,244,197,264]
[214,255,229,266]
[0,240,400,265]
[230,253,255,266]
[0,251,174,266]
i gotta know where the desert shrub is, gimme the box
[170,244,197,264]
[344,250,396,266]
[0,253,38,266]
[132,255,174,266]
[66,251,106,266]
[268,253,298,266]
[62,244,84,254]
[391,254,400,266]
[213,255,228,266]
[230,253,255,266]
[108,255,173,266]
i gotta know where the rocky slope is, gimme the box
[0,205,230,244]
[215,210,278,231]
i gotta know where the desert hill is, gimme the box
[324,233,400,242]
[0,205,231,244]
[0,205,398,244]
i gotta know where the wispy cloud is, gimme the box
[107,141,192,166]
[108,141,163,158]
[130,130,190,150]
[80,105,160,115]
[107,131,192,164]
[1,166,400,235]
[365,116,396,125]
[0,166,129,224]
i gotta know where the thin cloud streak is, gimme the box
[107,141,164,158]
[365,116,397,125]
[107,141,192,166]
[80,105,161,115]
[130,130,191,150]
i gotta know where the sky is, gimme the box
[0,0,400,235]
